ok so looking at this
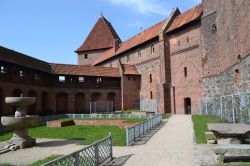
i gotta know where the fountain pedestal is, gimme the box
[1,97,38,149]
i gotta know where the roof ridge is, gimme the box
[0,45,49,64]
[101,16,121,42]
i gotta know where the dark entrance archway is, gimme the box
[0,88,3,116]
[184,97,191,114]
[41,92,49,114]
[75,92,86,113]
[12,89,22,114]
[28,90,37,115]
[91,92,101,102]
[107,92,116,111]
[56,92,68,113]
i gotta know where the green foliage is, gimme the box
[0,125,126,146]
[162,114,170,119]
[192,115,226,144]
[57,117,144,123]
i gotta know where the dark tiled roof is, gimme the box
[0,46,52,73]
[122,64,140,75]
[166,4,203,33]
[92,19,167,65]
[76,16,121,52]
[50,63,121,77]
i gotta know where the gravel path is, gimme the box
[113,115,194,166]
[0,138,84,165]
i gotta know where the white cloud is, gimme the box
[106,0,170,16]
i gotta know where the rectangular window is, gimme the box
[151,44,154,54]
[79,77,84,82]
[150,91,153,99]
[0,66,6,73]
[184,67,187,77]
[19,70,24,77]
[127,55,130,63]
[149,74,152,83]
[59,76,66,82]
[84,54,88,60]
[138,50,141,59]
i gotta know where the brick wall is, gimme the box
[169,23,202,114]
[78,49,108,66]
[201,0,250,99]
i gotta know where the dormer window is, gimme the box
[138,50,142,59]
[151,44,155,54]
[59,76,65,82]
[19,70,24,77]
[84,54,88,60]
[0,66,6,73]
[97,77,102,84]
[79,77,84,82]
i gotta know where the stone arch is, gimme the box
[56,92,68,113]
[107,92,116,111]
[184,97,191,114]
[0,88,3,116]
[28,90,37,115]
[41,92,49,114]
[12,89,23,114]
[75,92,86,113]
[91,92,101,102]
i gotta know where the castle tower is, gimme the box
[75,16,121,66]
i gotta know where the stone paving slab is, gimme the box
[112,115,194,166]
[0,138,84,165]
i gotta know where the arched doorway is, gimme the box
[56,92,68,113]
[184,98,191,114]
[0,88,3,116]
[12,89,22,114]
[28,90,37,115]
[41,92,49,114]
[75,93,86,113]
[91,92,101,102]
[107,92,116,111]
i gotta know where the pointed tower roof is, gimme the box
[76,16,121,52]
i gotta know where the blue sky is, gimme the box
[0,0,201,64]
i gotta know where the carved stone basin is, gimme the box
[5,97,36,106]
[1,116,38,129]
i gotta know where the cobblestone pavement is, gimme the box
[112,115,194,166]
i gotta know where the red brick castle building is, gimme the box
[0,0,249,116]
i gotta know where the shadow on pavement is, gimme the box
[103,154,133,166]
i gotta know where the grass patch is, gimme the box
[192,115,226,144]
[122,110,145,114]
[0,125,126,146]
[162,114,170,119]
[56,117,144,123]
[0,155,62,166]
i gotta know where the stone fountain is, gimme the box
[1,96,38,150]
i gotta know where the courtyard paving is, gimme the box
[112,115,194,166]
[0,115,195,166]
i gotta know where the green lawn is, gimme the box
[57,117,144,123]
[192,115,226,144]
[162,113,170,119]
[0,125,126,146]
[0,155,62,166]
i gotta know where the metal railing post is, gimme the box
[109,132,112,158]
[95,144,99,166]
[126,126,129,146]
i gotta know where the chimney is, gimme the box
[113,39,120,52]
